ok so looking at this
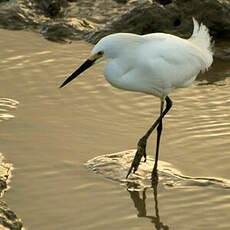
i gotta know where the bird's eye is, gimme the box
[98,51,104,55]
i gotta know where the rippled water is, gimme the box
[1,29,230,230]
[0,98,19,122]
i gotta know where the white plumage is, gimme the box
[60,18,214,179]
[92,18,213,98]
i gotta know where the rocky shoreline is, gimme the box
[0,154,23,230]
[0,0,230,45]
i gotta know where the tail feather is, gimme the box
[189,18,214,70]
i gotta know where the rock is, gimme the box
[46,2,61,17]
[0,0,230,44]
[0,201,23,230]
[86,150,230,191]
[85,0,230,44]
[214,40,230,61]
[0,153,23,230]
[40,20,91,42]
[0,0,39,30]
[156,0,172,5]
[33,0,69,18]
[0,0,129,41]
[112,0,129,4]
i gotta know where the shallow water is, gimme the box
[1,29,230,230]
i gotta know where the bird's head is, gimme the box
[59,35,116,88]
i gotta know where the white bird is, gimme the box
[60,18,213,180]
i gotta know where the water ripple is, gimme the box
[0,98,19,122]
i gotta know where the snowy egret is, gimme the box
[60,18,213,180]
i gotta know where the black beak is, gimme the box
[60,59,95,88]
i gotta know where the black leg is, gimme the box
[152,100,164,180]
[126,96,172,179]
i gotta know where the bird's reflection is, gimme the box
[128,181,169,230]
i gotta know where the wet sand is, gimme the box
[0,29,230,229]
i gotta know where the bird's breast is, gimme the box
[104,59,131,89]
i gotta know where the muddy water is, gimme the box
[1,28,230,230]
